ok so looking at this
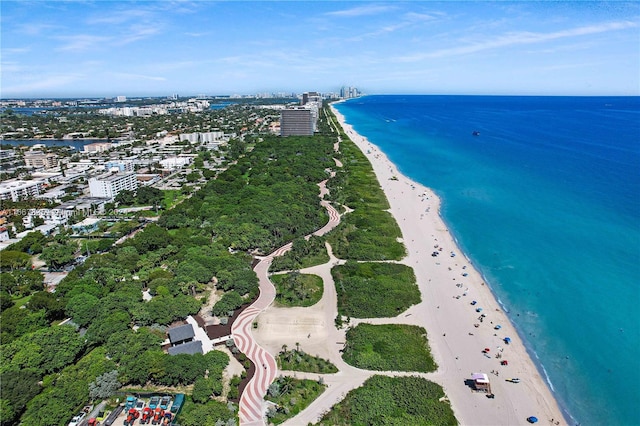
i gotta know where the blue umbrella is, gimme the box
[504,337,511,344]
[527,416,538,423]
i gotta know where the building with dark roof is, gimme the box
[167,340,203,356]
[168,324,195,346]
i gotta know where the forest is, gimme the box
[1,104,453,425]
[0,107,337,425]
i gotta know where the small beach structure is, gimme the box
[503,337,511,344]
[471,373,492,393]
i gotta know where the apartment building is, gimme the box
[0,179,45,201]
[88,172,138,199]
[280,107,315,136]
[24,151,59,169]
[84,142,113,153]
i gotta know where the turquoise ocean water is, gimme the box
[335,96,640,426]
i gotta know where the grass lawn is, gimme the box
[11,294,32,308]
[342,323,437,372]
[332,261,421,318]
[316,375,457,426]
[162,189,185,210]
[272,272,323,307]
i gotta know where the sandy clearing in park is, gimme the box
[250,104,566,426]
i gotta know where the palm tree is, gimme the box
[279,376,295,396]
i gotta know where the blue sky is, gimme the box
[1,1,638,98]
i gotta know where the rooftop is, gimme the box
[167,340,203,356]
[167,323,195,344]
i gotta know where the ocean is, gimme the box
[335,95,640,426]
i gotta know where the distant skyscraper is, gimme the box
[302,91,322,105]
[340,86,360,99]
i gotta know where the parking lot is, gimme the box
[116,394,179,425]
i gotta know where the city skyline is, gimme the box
[1,1,639,98]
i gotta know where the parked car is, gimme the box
[135,400,145,412]
[159,396,171,410]
[125,396,137,409]
[148,396,160,409]
[68,412,86,426]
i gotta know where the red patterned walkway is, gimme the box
[233,172,342,425]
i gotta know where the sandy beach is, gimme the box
[327,103,566,425]
[250,103,567,425]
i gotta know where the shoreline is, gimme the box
[330,102,567,425]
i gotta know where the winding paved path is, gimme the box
[232,176,342,425]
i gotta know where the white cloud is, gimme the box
[2,47,31,55]
[118,24,162,45]
[86,6,154,25]
[112,72,167,82]
[18,23,59,36]
[396,20,639,62]
[56,34,111,52]
[326,4,396,17]
[403,11,443,22]
[2,74,83,95]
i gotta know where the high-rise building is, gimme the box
[302,91,322,105]
[88,172,138,199]
[280,107,314,136]
[340,86,360,99]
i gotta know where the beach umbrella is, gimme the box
[484,348,490,352]
[527,416,538,423]
[494,325,502,330]
[504,337,511,344]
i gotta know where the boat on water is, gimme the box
[472,130,481,136]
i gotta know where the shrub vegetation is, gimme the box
[265,376,326,424]
[277,345,338,374]
[332,261,420,318]
[270,236,329,272]
[324,118,406,261]
[342,323,437,372]
[272,272,323,307]
[316,375,457,426]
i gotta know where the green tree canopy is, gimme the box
[0,325,85,375]
[65,293,101,328]
[114,189,135,205]
[0,251,32,271]
[40,241,77,270]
